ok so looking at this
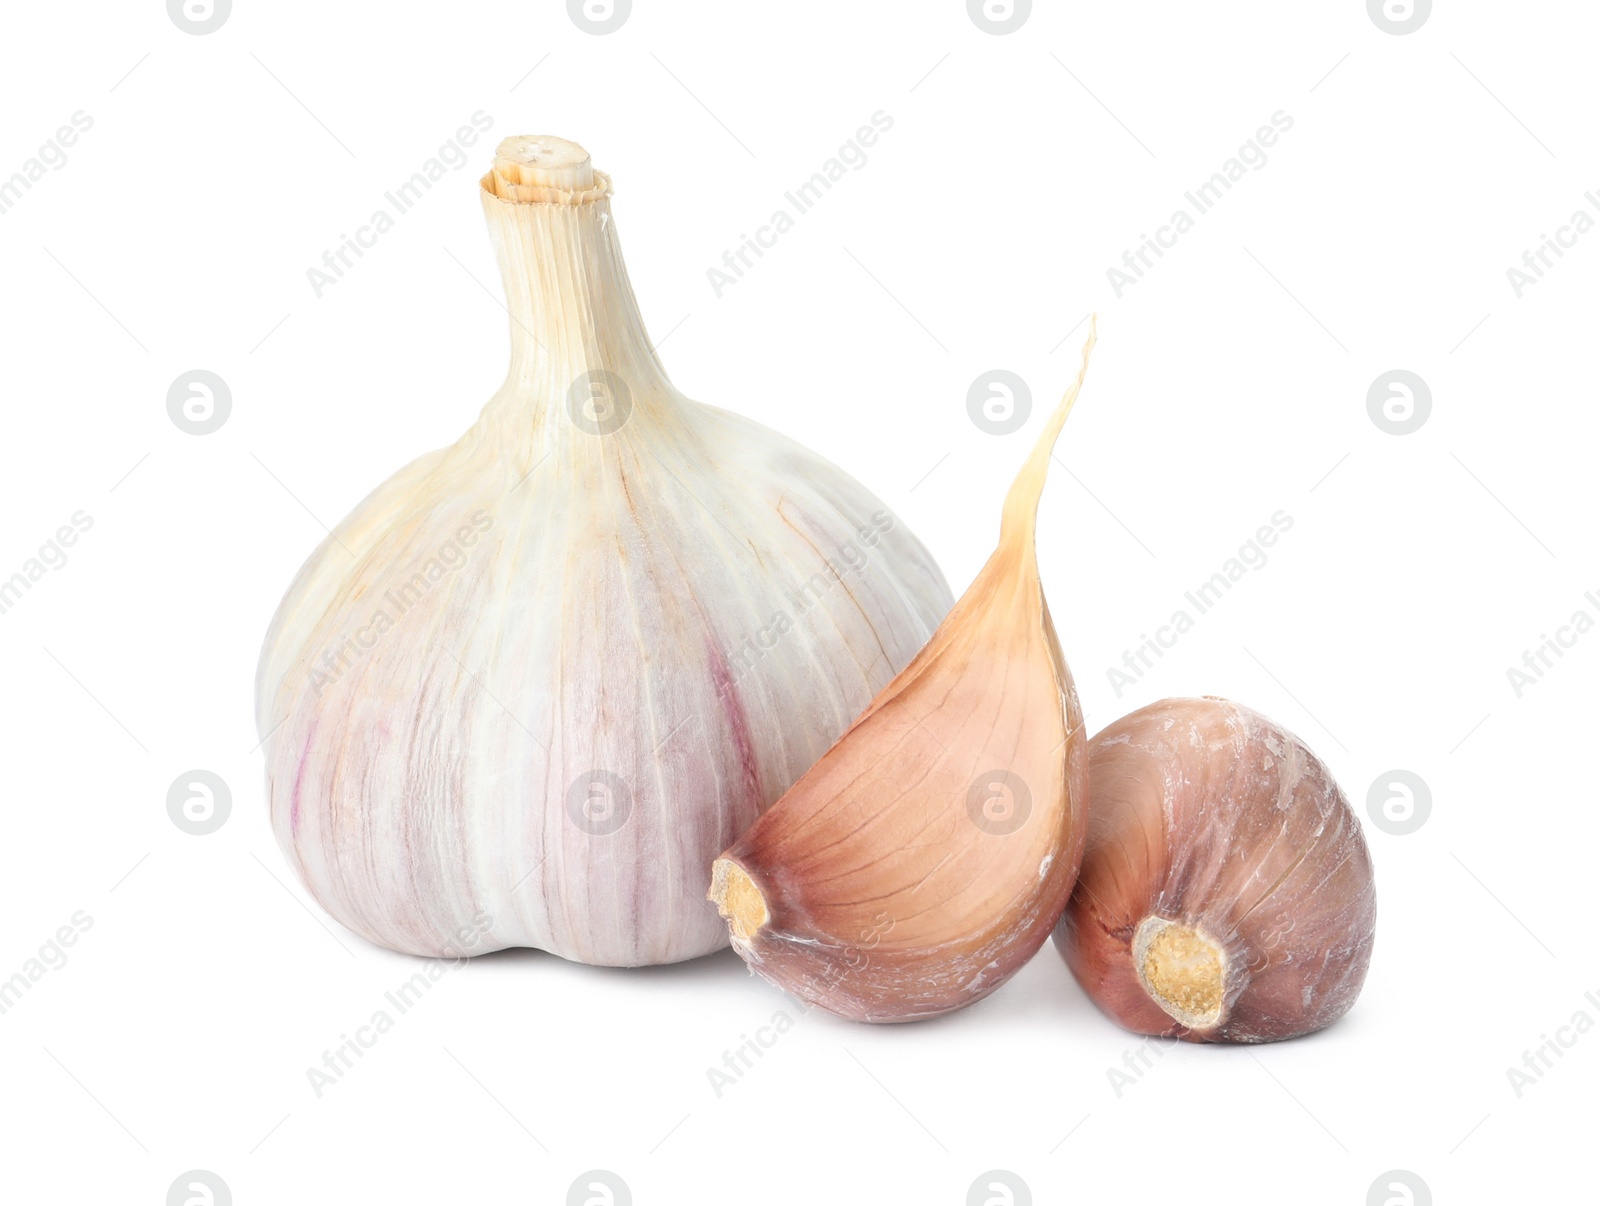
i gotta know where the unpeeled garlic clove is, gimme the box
[1056,697,1376,1043]
[255,137,954,967]
[707,326,1098,1022]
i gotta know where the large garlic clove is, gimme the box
[255,137,953,967]
[708,327,1098,1023]
[1056,697,1376,1043]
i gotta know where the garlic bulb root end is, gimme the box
[1132,916,1227,1030]
[709,858,768,942]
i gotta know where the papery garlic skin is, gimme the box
[709,328,1098,1022]
[1055,697,1376,1043]
[255,137,952,967]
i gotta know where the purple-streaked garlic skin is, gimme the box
[253,141,954,968]
[1056,697,1375,1043]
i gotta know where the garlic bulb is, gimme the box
[708,326,1097,1022]
[255,135,952,966]
[1055,697,1376,1042]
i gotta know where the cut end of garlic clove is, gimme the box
[1133,916,1227,1031]
[709,858,768,942]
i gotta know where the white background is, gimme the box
[1,1,1595,1203]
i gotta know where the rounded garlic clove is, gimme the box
[1056,697,1376,1043]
